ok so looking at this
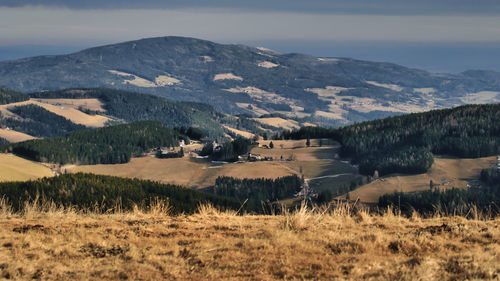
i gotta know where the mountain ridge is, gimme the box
[1,36,500,125]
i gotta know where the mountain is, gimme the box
[1,36,499,126]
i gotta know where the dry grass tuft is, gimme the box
[0,202,498,280]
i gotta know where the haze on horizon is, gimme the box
[1,0,500,73]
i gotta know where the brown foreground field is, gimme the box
[0,204,499,280]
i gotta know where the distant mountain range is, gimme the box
[1,36,500,125]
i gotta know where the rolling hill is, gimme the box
[0,87,271,140]
[1,36,500,125]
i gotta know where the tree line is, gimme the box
[0,88,28,105]
[212,175,303,211]
[0,173,240,214]
[2,121,180,165]
[200,137,253,162]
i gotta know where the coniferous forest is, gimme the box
[2,121,180,164]
[200,137,253,162]
[0,88,28,105]
[0,173,240,214]
[212,175,303,211]
[278,104,500,176]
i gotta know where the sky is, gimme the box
[1,0,500,73]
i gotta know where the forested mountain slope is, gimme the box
[1,36,500,125]
[281,103,500,176]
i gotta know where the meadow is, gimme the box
[66,139,359,191]
[0,201,498,280]
[347,156,496,203]
[0,154,53,182]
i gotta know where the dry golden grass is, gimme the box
[349,156,496,203]
[65,157,208,187]
[66,157,296,188]
[32,98,106,112]
[253,139,339,161]
[0,128,37,143]
[253,117,300,130]
[66,140,352,188]
[0,99,111,127]
[0,202,498,280]
[0,153,53,182]
[222,125,255,139]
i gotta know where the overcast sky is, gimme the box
[1,1,500,72]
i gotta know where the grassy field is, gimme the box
[253,117,300,130]
[32,98,106,112]
[0,204,498,280]
[66,156,296,188]
[346,156,497,203]
[0,128,37,143]
[0,153,53,182]
[222,125,255,139]
[66,139,358,191]
[0,99,111,127]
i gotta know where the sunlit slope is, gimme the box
[347,156,496,203]
[0,153,53,182]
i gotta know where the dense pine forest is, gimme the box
[2,121,180,164]
[0,88,28,105]
[378,167,500,216]
[29,88,227,137]
[1,105,86,137]
[212,175,303,211]
[278,104,500,176]
[0,173,240,213]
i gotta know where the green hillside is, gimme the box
[3,121,180,164]
[281,103,500,176]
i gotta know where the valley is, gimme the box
[64,139,357,191]
[2,136,493,208]
[2,4,500,280]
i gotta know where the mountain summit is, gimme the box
[1,36,500,125]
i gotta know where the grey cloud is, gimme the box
[2,0,500,15]
[1,7,499,46]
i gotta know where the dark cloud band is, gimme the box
[2,0,500,15]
